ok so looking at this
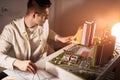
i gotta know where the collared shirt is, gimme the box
[0,17,56,70]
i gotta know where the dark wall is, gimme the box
[0,0,28,33]
[1,0,120,36]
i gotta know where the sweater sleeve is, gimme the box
[0,25,16,70]
[48,29,58,41]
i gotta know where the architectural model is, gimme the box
[49,44,98,80]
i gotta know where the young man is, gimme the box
[0,0,73,75]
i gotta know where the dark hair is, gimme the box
[26,0,51,15]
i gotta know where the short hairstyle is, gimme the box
[26,0,51,15]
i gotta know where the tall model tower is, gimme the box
[81,21,96,46]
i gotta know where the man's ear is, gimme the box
[30,11,36,18]
[32,11,36,18]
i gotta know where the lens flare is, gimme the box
[112,23,120,42]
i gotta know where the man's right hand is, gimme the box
[13,59,37,74]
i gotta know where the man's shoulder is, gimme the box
[13,17,24,23]
[11,17,24,26]
[5,17,23,27]
[3,17,24,32]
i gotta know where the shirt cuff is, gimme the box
[5,57,16,70]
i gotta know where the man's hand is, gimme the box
[56,35,73,44]
[13,59,37,74]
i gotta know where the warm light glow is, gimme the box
[112,23,120,42]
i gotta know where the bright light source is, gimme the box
[111,23,120,42]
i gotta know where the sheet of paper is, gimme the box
[3,69,58,80]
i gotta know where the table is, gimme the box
[3,43,120,80]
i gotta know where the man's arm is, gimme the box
[0,24,17,70]
[0,40,16,70]
[55,35,73,44]
[49,29,73,43]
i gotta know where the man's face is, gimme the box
[34,8,49,26]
